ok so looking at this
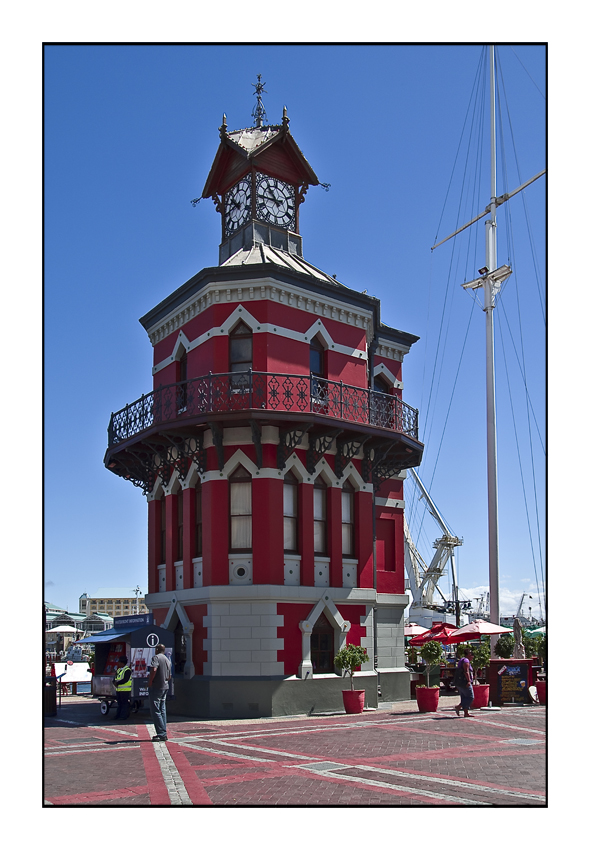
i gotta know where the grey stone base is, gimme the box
[168,673,380,719]
[377,668,412,702]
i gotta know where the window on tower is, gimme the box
[373,374,390,394]
[342,480,355,556]
[176,351,188,411]
[229,321,252,389]
[310,335,327,408]
[313,478,327,555]
[283,471,298,553]
[229,465,252,552]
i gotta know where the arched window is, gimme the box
[311,612,334,673]
[342,480,355,556]
[313,478,327,555]
[176,350,188,411]
[229,465,252,552]
[373,374,390,394]
[310,335,324,378]
[283,471,298,553]
[229,321,252,387]
[310,335,327,407]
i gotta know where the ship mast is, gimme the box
[484,45,500,634]
[432,45,545,641]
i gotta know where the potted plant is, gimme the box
[471,643,491,708]
[334,643,369,714]
[415,640,444,712]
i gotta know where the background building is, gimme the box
[79,588,148,618]
[103,93,423,717]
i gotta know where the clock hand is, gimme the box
[263,194,284,209]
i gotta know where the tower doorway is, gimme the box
[310,612,334,673]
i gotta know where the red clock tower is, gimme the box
[105,86,424,717]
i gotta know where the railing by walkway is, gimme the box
[108,371,419,446]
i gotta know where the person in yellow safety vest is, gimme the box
[113,656,132,721]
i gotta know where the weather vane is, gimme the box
[251,74,268,128]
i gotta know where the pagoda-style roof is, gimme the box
[202,112,319,199]
[220,242,342,287]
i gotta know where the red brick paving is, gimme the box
[44,695,546,807]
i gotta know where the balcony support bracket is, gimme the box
[277,424,312,470]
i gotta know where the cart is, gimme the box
[77,614,174,717]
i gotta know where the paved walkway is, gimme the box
[44,694,546,806]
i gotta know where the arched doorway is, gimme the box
[311,612,334,673]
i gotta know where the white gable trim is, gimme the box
[152,308,368,375]
[373,362,403,390]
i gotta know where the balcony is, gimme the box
[105,371,423,492]
[108,371,419,445]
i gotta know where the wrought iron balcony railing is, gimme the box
[107,371,419,447]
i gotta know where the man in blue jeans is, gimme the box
[148,643,172,742]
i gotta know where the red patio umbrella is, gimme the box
[408,622,459,646]
[404,623,429,637]
[444,619,512,644]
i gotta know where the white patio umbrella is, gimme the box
[445,619,512,644]
[404,623,429,637]
[45,625,80,633]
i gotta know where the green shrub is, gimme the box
[334,644,369,691]
[472,644,490,676]
[493,633,515,658]
[523,634,541,659]
[455,643,470,659]
[420,640,445,687]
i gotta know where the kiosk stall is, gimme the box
[77,614,174,716]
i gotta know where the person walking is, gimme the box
[113,656,133,720]
[148,644,172,742]
[454,647,475,718]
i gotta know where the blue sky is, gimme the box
[43,44,546,619]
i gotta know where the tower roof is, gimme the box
[202,110,319,199]
[220,242,343,286]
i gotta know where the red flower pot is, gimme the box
[536,680,546,704]
[342,689,365,714]
[472,684,490,709]
[416,686,440,713]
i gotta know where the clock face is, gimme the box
[256,175,296,229]
[224,176,252,235]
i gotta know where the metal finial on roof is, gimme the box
[251,75,268,128]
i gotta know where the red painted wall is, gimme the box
[327,487,343,587]
[147,499,160,594]
[182,487,196,589]
[277,603,310,676]
[340,605,368,649]
[183,604,207,676]
[356,490,374,588]
[298,482,315,587]
[252,477,283,584]
[202,479,229,585]
[165,493,178,591]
